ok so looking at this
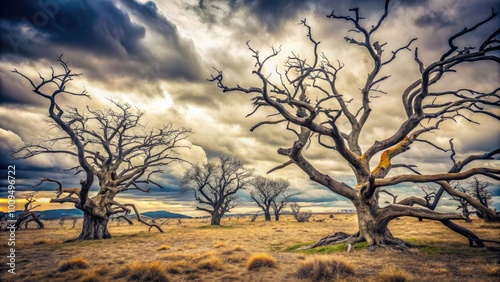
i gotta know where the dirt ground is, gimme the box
[0,214,499,281]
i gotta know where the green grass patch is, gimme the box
[283,242,368,254]
[418,244,484,256]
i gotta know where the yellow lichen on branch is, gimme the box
[371,137,410,176]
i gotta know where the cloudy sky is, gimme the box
[0,0,499,216]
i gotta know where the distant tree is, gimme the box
[290,203,312,222]
[209,0,499,249]
[250,176,291,221]
[450,177,493,222]
[14,56,191,241]
[71,218,78,229]
[180,156,253,225]
[14,192,44,230]
[59,218,66,228]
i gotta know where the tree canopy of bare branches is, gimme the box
[180,156,254,225]
[209,0,500,250]
[13,55,191,241]
[250,176,292,221]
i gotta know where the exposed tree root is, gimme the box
[306,231,415,253]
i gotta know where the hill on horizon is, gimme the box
[13,209,191,220]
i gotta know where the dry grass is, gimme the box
[247,253,277,271]
[32,239,49,245]
[376,267,413,282]
[80,272,103,282]
[114,261,170,282]
[57,257,91,272]
[156,244,171,251]
[197,255,223,271]
[214,241,226,248]
[296,256,355,280]
[1,214,498,282]
[482,264,500,276]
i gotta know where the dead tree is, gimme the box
[180,156,253,225]
[13,56,191,241]
[250,212,259,222]
[290,203,313,222]
[59,217,66,228]
[250,176,290,221]
[449,177,493,222]
[271,186,294,221]
[14,192,44,230]
[0,213,7,231]
[71,218,78,229]
[209,0,499,250]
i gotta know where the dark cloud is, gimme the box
[415,11,455,28]
[0,0,204,90]
[191,0,313,32]
[0,0,146,58]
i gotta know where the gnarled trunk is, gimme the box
[69,191,115,241]
[211,213,222,225]
[73,212,111,241]
[274,212,280,221]
[311,200,410,250]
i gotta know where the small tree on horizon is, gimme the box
[180,156,254,225]
[250,176,291,221]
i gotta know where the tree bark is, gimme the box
[264,210,271,221]
[71,212,111,241]
[274,212,280,221]
[211,213,222,226]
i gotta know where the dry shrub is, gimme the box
[115,261,170,282]
[197,255,223,271]
[376,267,413,282]
[156,245,171,251]
[296,256,355,280]
[482,264,500,276]
[165,260,190,274]
[247,253,277,271]
[58,257,91,272]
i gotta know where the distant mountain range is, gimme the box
[16,209,190,220]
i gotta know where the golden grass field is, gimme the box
[0,214,499,281]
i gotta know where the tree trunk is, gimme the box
[264,210,271,221]
[71,212,111,241]
[311,201,410,251]
[211,214,222,225]
[274,212,280,221]
[68,192,115,241]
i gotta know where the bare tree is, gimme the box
[270,183,294,221]
[290,203,312,222]
[13,56,191,241]
[59,217,66,228]
[180,156,254,225]
[71,218,78,229]
[14,192,44,230]
[450,177,494,222]
[209,1,499,250]
[250,176,291,221]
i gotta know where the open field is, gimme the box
[1,214,499,281]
